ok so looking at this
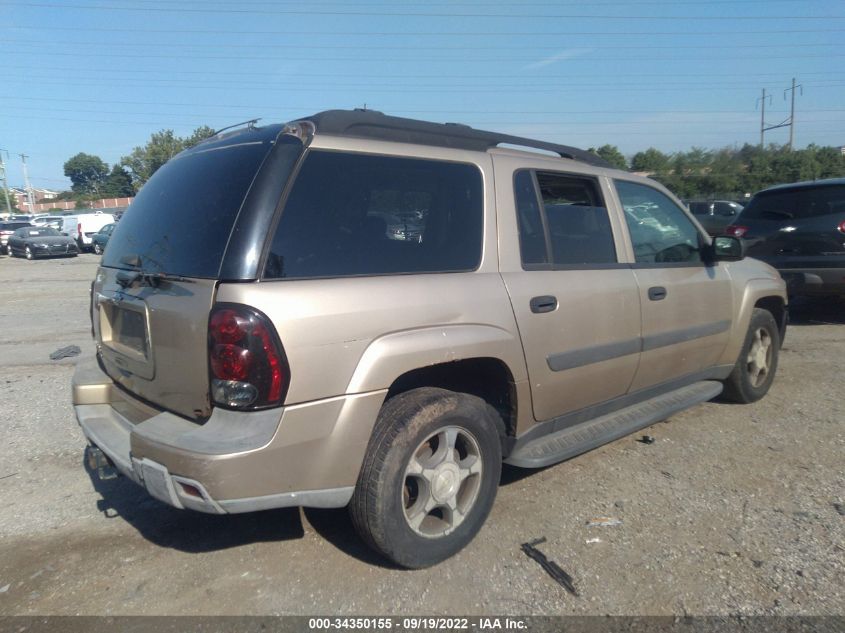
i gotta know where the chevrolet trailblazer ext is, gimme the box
[73,110,787,568]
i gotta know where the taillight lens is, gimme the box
[837,220,845,235]
[208,304,289,409]
[77,222,82,236]
[725,225,748,238]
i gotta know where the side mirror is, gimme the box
[712,236,745,261]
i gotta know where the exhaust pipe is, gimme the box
[85,445,118,480]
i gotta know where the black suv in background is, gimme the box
[726,178,845,297]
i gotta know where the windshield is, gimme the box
[18,228,60,237]
[101,135,278,278]
[742,184,845,221]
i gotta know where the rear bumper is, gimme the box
[73,357,386,514]
[777,267,845,296]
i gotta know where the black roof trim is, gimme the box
[299,109,612,168]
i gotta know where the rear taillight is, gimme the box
[77,222,82,236]
[208,304,289,409]
[725,225,748,238]
[837,220,845,235]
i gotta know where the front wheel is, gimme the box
[93,242,102,255]
[25,246,33,260]
[721,308,780,403]
[349,387,503,569]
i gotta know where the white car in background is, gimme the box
[60,213,115,251]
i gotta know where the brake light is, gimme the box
[208,304,289,409]
[725,225,748,238]
[77,222,82,236]
[837,220,845,235]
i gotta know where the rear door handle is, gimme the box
[648,286,667,301]
[530,295,558,313]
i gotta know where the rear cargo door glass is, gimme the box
[263,150,483,279]
[101,138,276,278]
[742,185,845,221]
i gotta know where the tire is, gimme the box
[25,246,33,261]
[5,246,12,257]
[349,387,503,569]
[77,238,85,253]
[721,308,780,403]
[93,242,102,255]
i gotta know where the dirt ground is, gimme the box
[0,254,842,616]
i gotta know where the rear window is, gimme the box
[263,151,483,279]
[742,185,845,221]
[101,137,277,278]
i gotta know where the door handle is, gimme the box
[648,286,667,301]
[530,295,558,313]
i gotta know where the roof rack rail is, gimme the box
[299,109,611,168]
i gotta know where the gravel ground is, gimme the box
[0,254,842,616]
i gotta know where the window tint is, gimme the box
[713,201,740,217]
[742,185,845,221]
[615,180,703,264]
[536,171,617,265]
[264,151,483,279]
[688,201,711,216]
[514,170,547,265]
[102,136,285,278]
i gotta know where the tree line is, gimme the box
[590,143,845,200]
[59,126,215,204]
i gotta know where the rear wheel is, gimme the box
[5,246,13,257]
[93,242,102,255]
[349,387,503,569]
[721,308,780,403]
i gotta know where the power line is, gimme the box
[9,2,845,18]
[3,96,843,115]
[2,49,842,63]
[2,37,842,52]
[7,25,845,36]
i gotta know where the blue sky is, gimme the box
[1,0,844,190]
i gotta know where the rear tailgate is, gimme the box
[94,272,217,419]
[91,124,297,420]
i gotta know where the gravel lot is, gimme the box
[0,254,842,616]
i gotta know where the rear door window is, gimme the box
[263,151,483,279]
[512,169,617,268]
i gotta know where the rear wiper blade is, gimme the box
[116,270,193,288]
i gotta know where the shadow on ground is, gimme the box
[787,296,845,326]
[86,458,305,553]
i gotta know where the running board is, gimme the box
[505,380,723,469]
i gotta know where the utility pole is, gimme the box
[756,89,771,147]
[757,78,801,148]
[19,154,35,213]
[0,149,12,216]
[785,77,803,150]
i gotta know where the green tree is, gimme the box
[589,144,628,170]
[184,125,216,148]
[631,148,670,173]
[102,165,135,197]
[121,125,215,191]
[63,152,108,195]
[2,188,19,214]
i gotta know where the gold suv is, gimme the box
[73,110,787,568]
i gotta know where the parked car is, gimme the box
[686,200,744,236]
[0,221,33,254]
[34,215,67,231]
[726,178,845,297]
[91,223,115,255]
[74,110,787,569]
[59,213,115,251]
[7,214,34,222]
[7,226,79,259]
